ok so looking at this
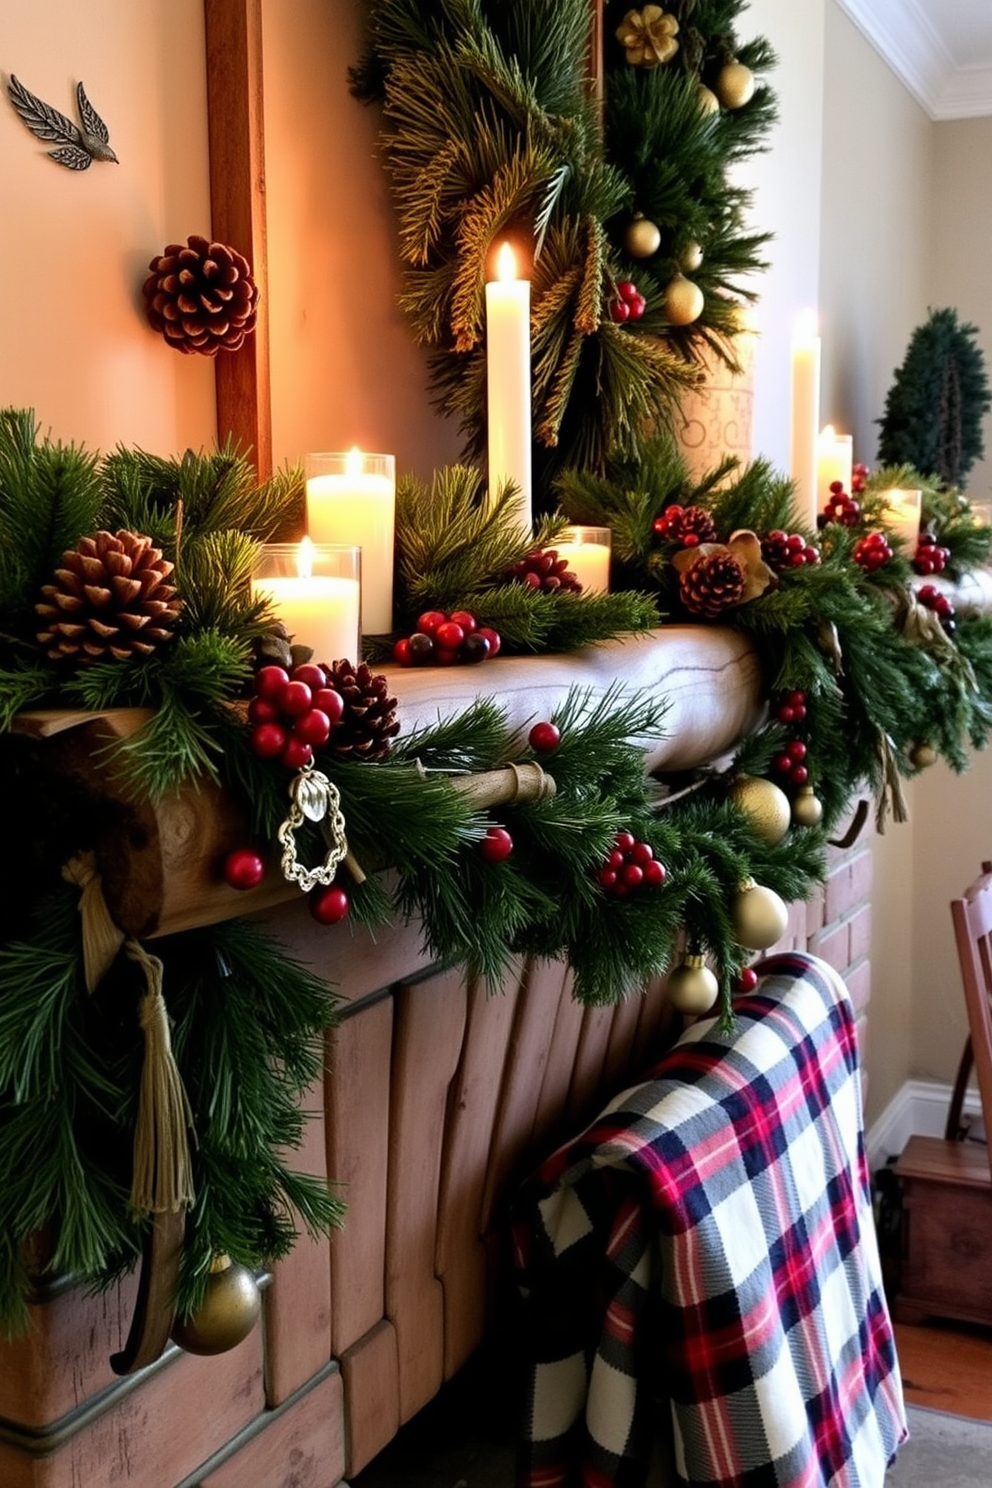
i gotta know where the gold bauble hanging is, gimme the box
[697,84,720,116]
[666,954,719,1015]
[624,214,662,259]
[791,785,824,828]
[727,774,791,848]
[715,61,756,109]
[681,241,704,273]
[664,273,704,325]
[732,878,789,951]
[909,742,937,770]
[171,1254,262,1356]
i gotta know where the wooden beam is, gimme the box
[204,0,272,479]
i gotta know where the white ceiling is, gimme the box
[835,0,992,119]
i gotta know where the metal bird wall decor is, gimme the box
[6,74,118,169]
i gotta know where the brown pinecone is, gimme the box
[322,660,400,760]
[505,548,583,593]
[678,550,746,618]
[653,504,718,547]
[143,235,258,356]
[36,529,182,662]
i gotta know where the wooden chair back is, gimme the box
[950,859,992,1180]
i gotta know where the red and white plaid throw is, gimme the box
[512,951,907,1487]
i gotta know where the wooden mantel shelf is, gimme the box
[15,626,764,942]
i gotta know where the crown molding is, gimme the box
[834,0,992,120]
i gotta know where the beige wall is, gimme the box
[1,1,989,1120]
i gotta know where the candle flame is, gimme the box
[297,535,314,580]
[345,446,364,478]
[818,424,836,443]
[495,243,517,283]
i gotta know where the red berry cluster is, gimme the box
[852,531,892,572]
[596,830,667,897]
[609,279,646,324]
[772,738,809,788]
[772,689,808,727]
[912,531,951,576]
[761,530,821,572]
[818,480,861,529]
[249,663,345,770]
[651,504,718,547]
[851,462,870,494]
[393,610,501,667]
[917,583,956,633]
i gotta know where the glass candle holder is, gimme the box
[880,489,922,548]
[252,539,361,666]
[559,526,611,594]
[305,450,395,635]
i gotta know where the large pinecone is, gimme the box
[678,550,746,618]
[36,530,181,662]
[143,235,258,356]
[322,660,399,760]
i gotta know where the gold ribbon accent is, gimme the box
[61,851,125,993]
[126,939,195,1215]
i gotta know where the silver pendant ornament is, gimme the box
[277,763,349,893]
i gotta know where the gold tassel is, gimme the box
[61,852,126,993]
[874,732,909,834]
[126,940,195,1214]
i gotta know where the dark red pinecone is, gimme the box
[679,551,746,617]
[653,504,718,547]
[322,660,400,760]
[505,548,583,593]
[143,235,259,356]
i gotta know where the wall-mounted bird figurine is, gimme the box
[6,74,118,169]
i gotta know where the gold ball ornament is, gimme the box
[624,214,662,259]
[664,273,704,326]
[732,879,789,951]
[697,83,720,116]
[681,241,704,273]
[910,742,937,770]
[171,1254,262,1356]
[715,61,756,109]
[791,785,824,829]
[666,954,719,1015]
[727,774,791,848]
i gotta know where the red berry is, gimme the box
[626,293,646,320]
[776,705,795,724]
[254,665,290,699]
[621,862,644,889]
[248,696,281,725]
[416,610,447,636]
[617,280,638,301]
[223,848,265,891]
[597,867,618,889]
[642,859,667,886]
[477,627,501,657]
[787,740,807,761]
[630,840,654,865]
[773,753,793,775]
[279,679,313,716]
[393,637,412,665]
[737,966,759,993]
[528,721,561,752]
[614,830,636,854]
[280,735,313,770]
[449,610,477,634]
[291,663,326,690]
[294,708,332,747]
[461,633,491,663]
[479,826,513,863]
[313,687,345,726]
[435,646,460,665]
[408,632,435,664]
[607,849,625,871]
[308,884,350,925]
[435,620,466,650]
[609,298,631,324]
[790,764,809,785]
[251,721,288,758]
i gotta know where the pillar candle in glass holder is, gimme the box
[560,526,611,594]
[790,310,821,528]
[880,489,922,548]
[485,242,532,538]
[252,538,361,664]
[305,450,395,635]
[816,424,853,508]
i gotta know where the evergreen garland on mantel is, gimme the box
[1,407,991,1332]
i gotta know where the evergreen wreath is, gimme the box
[350,0,777,504]
[876,307,992,489]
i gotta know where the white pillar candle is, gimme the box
[486,243,532,537]
[252,539,361,665]
[816,424,853,508]
[790,310,821,529]
[305,449,395,635]
[560,527,611,594]
[880,489,922,548]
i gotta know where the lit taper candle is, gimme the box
[790,310,821,529]
[485,242,532,537]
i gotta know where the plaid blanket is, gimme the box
[511,951,907,1488]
